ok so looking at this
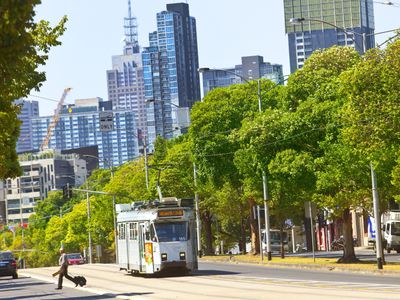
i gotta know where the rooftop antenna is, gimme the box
[124,0,139,54]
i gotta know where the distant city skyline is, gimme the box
[31,0,399,117]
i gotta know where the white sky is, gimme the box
[32,0,400,116]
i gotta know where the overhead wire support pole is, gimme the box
[144,136,149,190]
[193,162,202,257]
[371,163,383,269]
[258,79,272,261]
[110,165,118,265]
[86,179,92,264]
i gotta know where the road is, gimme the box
[0,276,115,299]
[10,261,400,300]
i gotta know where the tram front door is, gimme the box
[139,222,154,273]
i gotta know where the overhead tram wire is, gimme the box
[182,110,398,159]
[29,94,64,103]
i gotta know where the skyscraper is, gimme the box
[31,98,139,168]
[284,0,375,72]
[201,55,284,96]
[107,0,146,138]
[15,99,39,153]
[142,3,200,144]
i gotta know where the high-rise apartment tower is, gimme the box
[142,3,200,144]
[284,0,375,72]
[15,99,39,153]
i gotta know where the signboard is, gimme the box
[158,210,184,218]
[99,112,114,132]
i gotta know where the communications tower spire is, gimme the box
[124,0,139,54]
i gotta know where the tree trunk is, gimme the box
[248,198,259,254]
[338,208,359,263]
[280,225,285,259]
[239,217,247,254]
[202,210,214,255]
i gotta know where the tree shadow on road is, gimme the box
[0,280,48,291]
[128,268,239,278]
[6,292,154,300]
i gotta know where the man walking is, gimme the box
[54,247,76,290]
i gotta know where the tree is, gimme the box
[0,1,66,179]
[236,47,362,262]
[341,39,400,198]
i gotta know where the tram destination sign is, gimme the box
[158,209,184,217]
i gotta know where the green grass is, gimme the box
[200,254,400,272]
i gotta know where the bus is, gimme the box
[116,197,198,274]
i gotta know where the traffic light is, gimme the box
[63,183,72,200]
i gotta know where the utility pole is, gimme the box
[371,163,383,269]
[110,166,118,264]
[144,136,149,190]
[86,178,93,264]
[193,163,202,257]
[258,79,272,261]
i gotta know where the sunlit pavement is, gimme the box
[16,262,400,300]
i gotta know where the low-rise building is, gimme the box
[3,150,87,225]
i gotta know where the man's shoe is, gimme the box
[55,287,62,290]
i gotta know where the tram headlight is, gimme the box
[161,253,168,261]
[179,252,186,260]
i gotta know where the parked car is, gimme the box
[67,253,84,265]
[0,251,18,279]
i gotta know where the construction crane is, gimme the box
[40,88,72,151]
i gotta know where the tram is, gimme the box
[116,197,198,274]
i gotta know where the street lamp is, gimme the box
[198,67,289,260]
[289,17,400,53]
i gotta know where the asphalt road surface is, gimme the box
[0,276,117,299]
[13,262,400,300]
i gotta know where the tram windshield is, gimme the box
[154,222,188,242]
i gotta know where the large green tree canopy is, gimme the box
[0,0,66,178]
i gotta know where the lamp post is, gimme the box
[289,17,354,47]
[82,155,117,264]
[198,67,289,260]
[289,17,400,54]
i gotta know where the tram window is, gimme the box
[118,224,126,240]
[154,222,188,242]
[128,223,138,240]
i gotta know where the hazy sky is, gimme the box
[32,0,399,116]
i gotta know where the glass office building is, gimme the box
[31,98,139,168]
[142,3,200,145]
[15,99,39,153]
[284,0,375,72]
